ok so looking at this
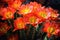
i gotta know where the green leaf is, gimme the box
[44,36,48,40]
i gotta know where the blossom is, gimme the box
[18,2,42,15]
[34,7,51,22]
[23,13,39,26]
[13,17,26,31]
[47,7,59,20]
[29,2,42,12]
[0,22,11,36]
[42,21,59,38]
[8,0,22,10]
[0,7,15,20]
[18,4,33,15]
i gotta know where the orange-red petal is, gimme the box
[23,13,39,27]
[14,17,26,31]
[43,21,59,37]
[0,7,15,20]
[8,0,22,10]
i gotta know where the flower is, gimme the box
[18,4,33,15]
[47,7,59,20]
[34,7,51,22]
[0,22,11,36]
[13,17,26,31]
[29,2,42,12]
[23,13,39,26]
[18,2,42,15]
[43,21,59,38]
[0,7,15,20]
[8,0,22,10]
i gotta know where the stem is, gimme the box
[26,24,32,36]
[18,30,27,40]
[32,28,36,40]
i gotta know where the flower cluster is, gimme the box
[0,0,60,38]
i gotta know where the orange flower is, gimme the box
[14,17,26,31]
[18,4,33,15]
[8,0,22,10]
[8,34,18,40]
[0,22,11,36]
[47,7,59,20]
[0,7,15,20]
[43,21,59,38]
[23,13,39,26]
[34,7,50,22]
[18,2,42,15]
[29,2,42,12]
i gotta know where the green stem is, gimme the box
[26,24,32,36]
[32,28,36,40]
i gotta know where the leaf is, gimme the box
[44,36,48,40]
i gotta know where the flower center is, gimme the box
[6,11,12,19]
[39,11,47,18]
[29,17,36,24]
[21,8,31,14]
[47,27,55,34]
[17,23,24,29]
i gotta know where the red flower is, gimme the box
[0,7,15,20]
[29,2,42,12]
[34,7,50,22]
[8,34,18,40]
[8,0,22,10]
[18,4,33,15]
[13,17,26,31]
[18,2,42,15]
[0,22,11,36]
[23,13,39,27]
[43,21,59,38]
[47,7,59,20]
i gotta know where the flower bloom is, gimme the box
[0,7,15,20]
[0,22,11,36]
[42,21,60,38]
[8,0,22,10]
[34,7,51,22]
[18,4,33,15]
[47,7,59,20]
[18,2,42,15]
[23,13,39,26]
[13,17,26,31]
[29,2,42,12]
